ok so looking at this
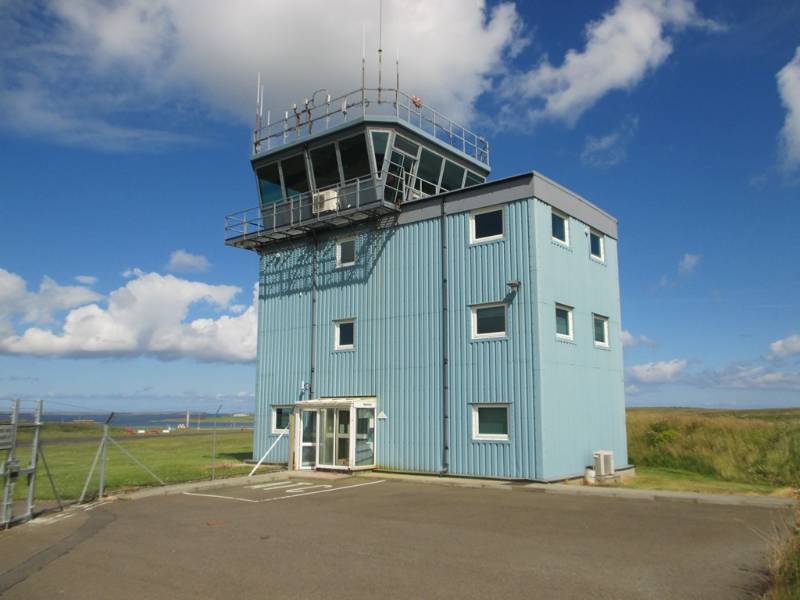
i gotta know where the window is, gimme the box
[335,319,355,350]
[470,206,504,243]
[471,303,506,339]
[593,314,609,347]
[472,405,509,441]
[416,148,443,195]
[393,135,419,156]
[281,154,309,197]
[256,162,283,205]
[552,210,569,245]
[336,237,356,267]
[465,171,485,187]
[555,304,573,340]
[590,230,604,261]
[338,134,371,181]
[440,160,466,191]
[272,407,291,433]
[310,144,341,189]
[371,131,390,176]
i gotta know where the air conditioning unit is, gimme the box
[313,189,339,213]
[592,450,615,478]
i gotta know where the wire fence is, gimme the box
[0,401,267,520]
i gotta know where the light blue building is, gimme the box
[225,86,629,481]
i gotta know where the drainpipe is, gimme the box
[309,235,318,399]
[440,198,449,474]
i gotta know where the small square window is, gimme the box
[555,304,573,340]
[470,207,504,243]
[335,319,355,350]
[593,314,609,347]
[471,303,506,339]
[552,210,569,245]
[336,237,356,267]
[272,407,291,433]
[472,405,509,441]
[590,230,604,261]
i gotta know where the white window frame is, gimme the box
[470,302,507,340]
[271,406,292,434]
[552,209,570,246]
[593,313,609,348]
[469,205,505,244]
[471,404,510,441]
[336,236,356,268]
[555,303,574,341]
[334,319,355,350]
[589,229,605,262]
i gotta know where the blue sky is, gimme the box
[0,0,799,413]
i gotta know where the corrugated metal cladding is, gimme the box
[254,195,627,480]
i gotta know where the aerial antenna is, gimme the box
[362,24,366,92]
[377,0,383,101]
[255,72,262,131]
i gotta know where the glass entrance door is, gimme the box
[300,410,317,469]
[317,407,350,469]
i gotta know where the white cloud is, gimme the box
[768,334,800,361]
[74,275,98,285]
[0,268,102,325]
[1,0,523,149]
[627,359,688,384]
[0,269,256,363]
[698,364,800,391]
[621,329,655,348]
[581,116,639,167]
[166,250,210,274]
[500,0,721,126]
[678,252,701,274]
[777,47,800,170]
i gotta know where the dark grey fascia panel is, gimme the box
[531,172,618,239]
[398,171,618,238]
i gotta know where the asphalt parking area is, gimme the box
[0,475,793,600]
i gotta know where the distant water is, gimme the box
[36,413,253,429]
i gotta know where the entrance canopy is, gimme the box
[291,397,376,471]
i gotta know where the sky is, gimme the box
[0,0,799,413]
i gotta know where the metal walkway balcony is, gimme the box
[224,177,399,250]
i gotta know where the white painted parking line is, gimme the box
[285,484,331,493]
[182,479,386,504]
[182,491,259,503]
[247,481,311,491]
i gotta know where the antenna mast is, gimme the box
[378,0,383,102]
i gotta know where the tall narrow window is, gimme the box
[552,210,569,245]
[472,405,509,441]
[281,154,309,197]
[371,131,390,176]
[338,134,371,181]
[336,237,356,267]
[335,319,355,350]
[310,144,341,189]
[471,303,507,339]
[590,230,604,261]
[256,162,282,205]
[593,314,609,347]
[555,304,573,340]
[470,207,504,243]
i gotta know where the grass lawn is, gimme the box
[10,428,274,502]
[618,466,792,496]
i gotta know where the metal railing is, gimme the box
[254,87,490,165]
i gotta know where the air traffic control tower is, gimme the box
[225,76,629,481]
